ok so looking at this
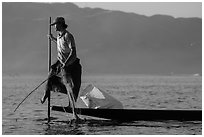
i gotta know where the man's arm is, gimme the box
[48,34,57,44]
[61,33,76,67]
[63,48,75,66]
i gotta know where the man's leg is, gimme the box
[41,75,62,104]
[61,69,80,120]
[41,61,61,104]
[70,60,82,102]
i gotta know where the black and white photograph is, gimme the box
[2,1,202,135]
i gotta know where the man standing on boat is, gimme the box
[41,17,82,120]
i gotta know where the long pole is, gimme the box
[48,17,52,123]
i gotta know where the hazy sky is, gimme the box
[74,2,202,18]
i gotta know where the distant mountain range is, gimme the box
[2,2,202,76]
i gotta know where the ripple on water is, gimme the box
[2,75,202,135]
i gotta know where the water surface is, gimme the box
[2,75,202,135]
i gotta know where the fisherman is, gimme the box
[41,17,82,120]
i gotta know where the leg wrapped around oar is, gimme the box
[41,61,65,103]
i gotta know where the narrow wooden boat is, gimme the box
[51,106,202,121]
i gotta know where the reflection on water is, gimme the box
[40,119,202,135]
[2,75,202,135]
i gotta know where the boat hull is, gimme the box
[52,106,201,121]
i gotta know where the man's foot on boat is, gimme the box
[74,115,82,122]
[69,117,84,124]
